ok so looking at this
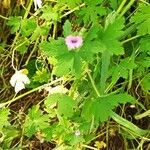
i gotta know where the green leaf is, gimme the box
[139,36,150,52]
[65,133,85,146]
[7,16,21,33]
[58,0,82,8]
[63,20,72,37]
[32,68,50,84]
[85,0,103,5]
[40,38,68,57]
[109,0,122,10]
[15,37,29,54]
[0,108,10,130]
[73,53,82,78]
[54,53,74,76]
[139,57,150,68]
[79,26,105,61]
[140,73,150,93]
[119,57,137,70]
[84,26,100,41]
[45,93,75,118]
[110,65,128,85]
[42,127,53,141]
[31,26,49,41]
[21,18,37,37]
[24,105,49,137]
[111,112,148,138]
[2,127,19,149]
[41,5,59,21]
[109,57,137,88]
[78,0,106,24]
[82,93,135,123]
[104,17,125,39]
[58,95,75,117]
[130,4,150,35]
[98,17,125,55]
[82,98,111,123]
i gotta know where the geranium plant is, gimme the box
[0,0,149,149]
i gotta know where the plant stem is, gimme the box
[118,0,135,18]
[116,0,127,14]
[139,0,150,5]
[24,38,39,66]
[0,15,9,20]
[128,69,133,90]
[60,3,85,18]
[11,33,20,71]
[87,70,100,97]
[10,0,33,70]
[111,111,148,136]
[135,109,150,119]
[23,0,33,19]
[104,82,114,94]
[122,35,141,44]
[82,144,98,150]
[0,77,64,108]
[53,22,57,39]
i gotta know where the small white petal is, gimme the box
[130,104,136,108]
[37,0,42,8]
[75,130,81,136]
[10,71,20,87]
[10,75,17,87]
[15,81,25,93]
[20,74,30,84]
[34,0,42,10]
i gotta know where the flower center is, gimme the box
[71,39,77,43]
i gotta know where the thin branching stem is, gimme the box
[0,77,65,108]
[0,15,9,20]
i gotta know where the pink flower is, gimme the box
[65,35,83,50]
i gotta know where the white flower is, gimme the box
[10,70,30,93]
[75,129,81,136]
[45,85,68,95]
[34,0,42,11]
[130,104,136,108]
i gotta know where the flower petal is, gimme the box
[34,0,42,10]
[10,71,20,87]
[15,81,25,93]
